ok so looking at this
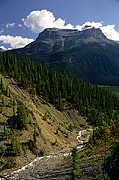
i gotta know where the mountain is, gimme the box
[25,27,108,53]
[8,27,119,85]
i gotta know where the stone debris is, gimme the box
[5,128,93,179]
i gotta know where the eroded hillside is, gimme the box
[0,74,89,174]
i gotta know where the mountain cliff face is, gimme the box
[36,27,107,42]
[8,27,119,85]
[25,27,109,53]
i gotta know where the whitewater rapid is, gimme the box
[5,128,93,178]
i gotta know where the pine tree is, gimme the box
[4,120,7,137]
[13,99,16,106]
[2,96,5,107]
[33,124,37,143]
[6,85,9,96]
[1,77,5,92]
[13,106,16,116]
[58,90,63,110]
[17,105,27,128]
[71,147,80,180]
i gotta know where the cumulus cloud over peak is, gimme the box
[22,10,55,32]
[22,9,75,32]
[101,24,119,41]
[76,21,119,41]
[22,9,119,42]
[0,35,34,49]
[0,46,11,51]
[76,21,103,31]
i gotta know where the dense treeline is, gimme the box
[0,52,119,178]
[0,51,119,128]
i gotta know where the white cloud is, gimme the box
[18,24,22,27]
[6,23,15,28]
[76,21,119,41]
[0,46,11,51]
[0,35,34,49]
[76,21,103,30]
[22,9,74,32]
[0,46,7,50]
[22,9,119,41]
[0,29,4,34]
[101,25,119,41]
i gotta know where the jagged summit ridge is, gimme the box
[36,27,107,42]
[25,27,108,53]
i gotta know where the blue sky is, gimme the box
[0,0,119,50]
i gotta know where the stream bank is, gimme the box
[5,129,93,179]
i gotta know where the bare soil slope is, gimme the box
[0,74,91,174]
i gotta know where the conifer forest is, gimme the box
[0,51,119,179]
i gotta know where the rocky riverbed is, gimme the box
[4,129,94,180]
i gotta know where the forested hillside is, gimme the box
[7,27,119,85]
[1,52,119,124]
[0,52,119,179]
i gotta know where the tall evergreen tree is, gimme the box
[17,105,27,128]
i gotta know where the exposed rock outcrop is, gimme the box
[25,27,108,53]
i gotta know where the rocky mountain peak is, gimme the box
[25,27,110,54]
[79,27,107,40]
[36,28,78,42]
[36,27,107,42]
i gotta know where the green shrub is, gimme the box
[22,144,26,154]
[68,124,74,132]
[27,140,37,153]
[1,146,6,155]
[39,149,45,156]
[11,136,21,156]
